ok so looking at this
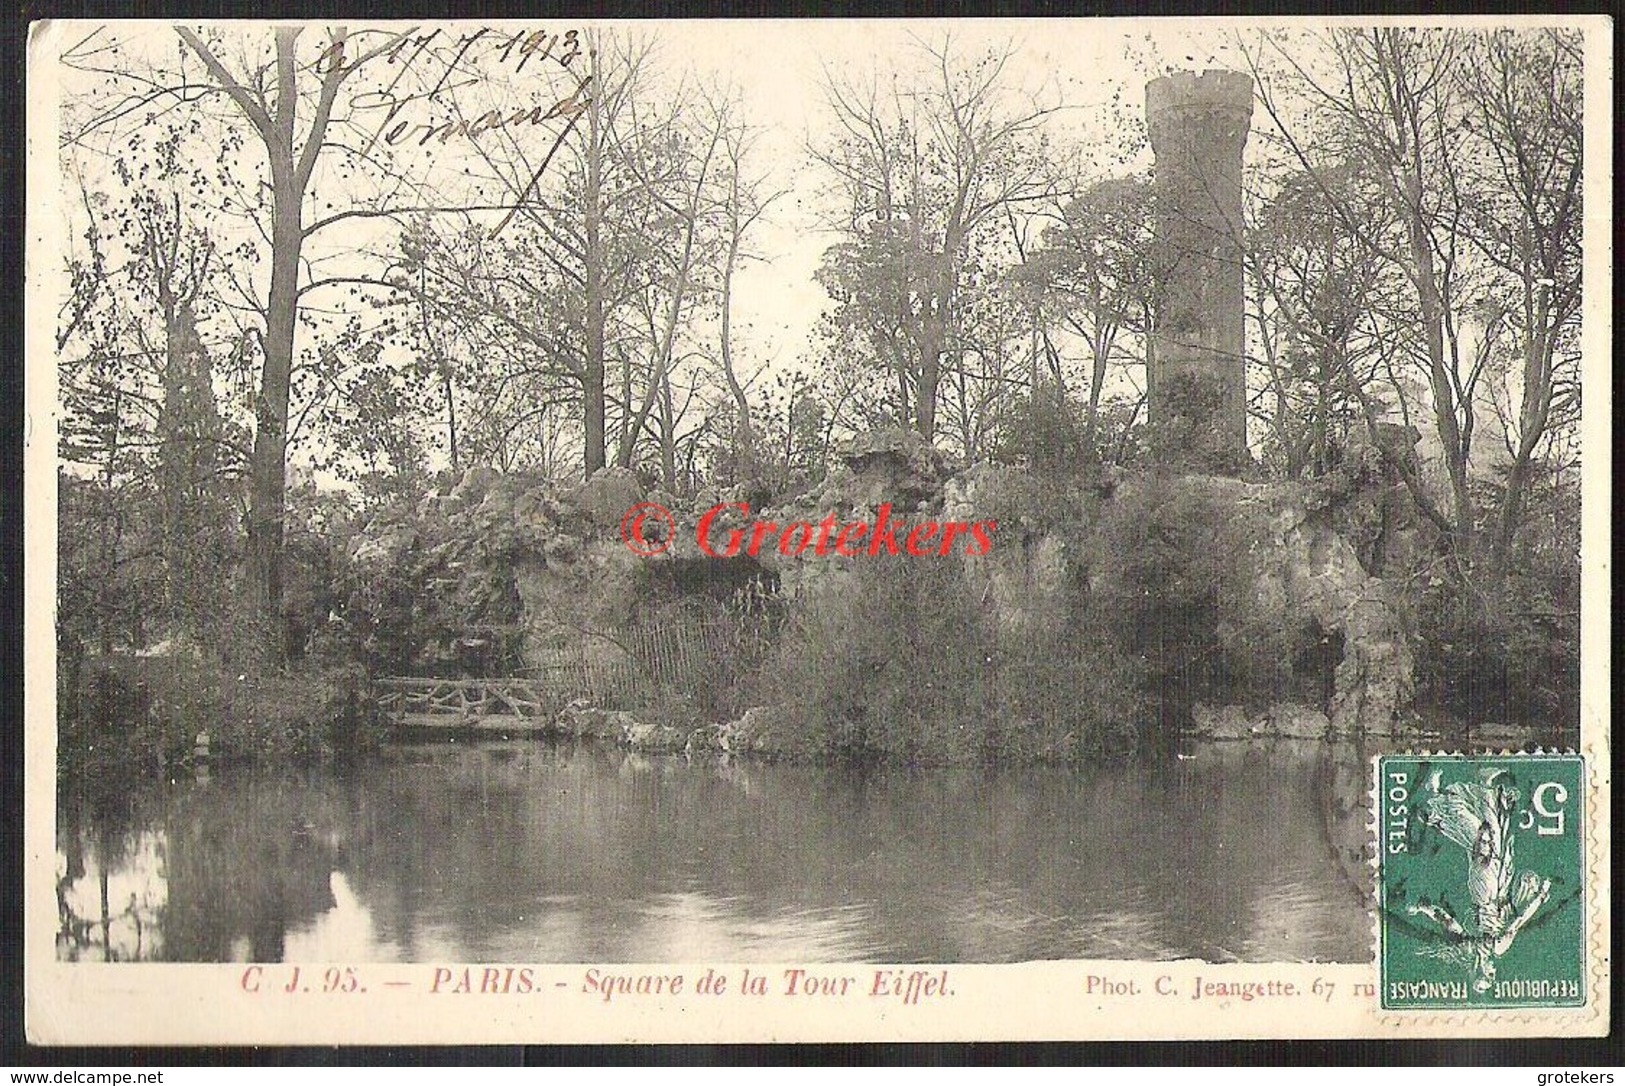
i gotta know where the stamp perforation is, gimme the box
[1369,747,1606,1028]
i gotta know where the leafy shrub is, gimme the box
[1140,372,1253,476]
[970,462,1103,543]
[1092,475,1328,722]
[765,553,1146,764]
[766,556,989,762]
[338,513,526,678]
[60,656,385,781]
[59,662,183,784]
[1097,476,1232,610]
[1414,564,1579,739]
[986,603,1148,761]
[988,386,1095,473]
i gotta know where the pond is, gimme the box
[56,738,1374,963]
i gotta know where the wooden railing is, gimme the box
[377,597,773,732]
[375,677,552,729]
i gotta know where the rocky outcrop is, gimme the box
[1329,581,1414,734]
[829,427,953,510]
[1192,702,1331,740]
[725,705,792,755]
[1099,473,1415,734]
[552,700,692,752]
[346,428,1420,740]
[563,467,644,531]
[554,699,636,742]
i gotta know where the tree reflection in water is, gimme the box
[57,739,1373,963]
[58,768,350,962]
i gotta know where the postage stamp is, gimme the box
[1377,754,1586,1010]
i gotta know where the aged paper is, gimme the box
[25,16,1611,1044]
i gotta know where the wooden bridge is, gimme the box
[375,677,557,732]
[375,599,759,735]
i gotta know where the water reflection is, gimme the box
[58,739,1374,963]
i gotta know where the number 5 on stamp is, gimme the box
[1377,754,1585,1009]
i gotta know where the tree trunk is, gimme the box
[1085,320,1111,449]
[915,323,941,440]
[98,391,122,657]
[179,26,335,670]
[583,305,606,478]
[1492,403,1546,570]
[246,156,302,668]
[1404,208,1475,561]
[581,94,607,478]
[718,212,754,471]
[915,237,959,442]
[659,392,677,490]
[1371,34,1476,563]
[1492,294,1557,572]
[915,266,948,441]
[239,31,312,669]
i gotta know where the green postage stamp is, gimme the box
[1378,754,1586,1010]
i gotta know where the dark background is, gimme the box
[3,0,1620,1069]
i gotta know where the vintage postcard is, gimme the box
[23,16,1611,1044]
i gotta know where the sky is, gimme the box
[641,18,1248,367]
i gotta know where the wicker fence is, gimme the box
[527,598,751,709]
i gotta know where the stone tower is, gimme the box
[1145,70,1253,473]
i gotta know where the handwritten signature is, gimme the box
[356,74,591,149]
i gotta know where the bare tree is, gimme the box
[62,23,589,664]
[1249,27,1580,579]
[1459,30,1583,568]
[710,94,784,477]
[1019,175,1160,451]
[811,37,1062,440]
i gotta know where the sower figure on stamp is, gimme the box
[1407,768,1554,992]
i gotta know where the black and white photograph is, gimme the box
[24,16,1609,1043]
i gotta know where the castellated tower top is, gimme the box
[1145,70,1254,153]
